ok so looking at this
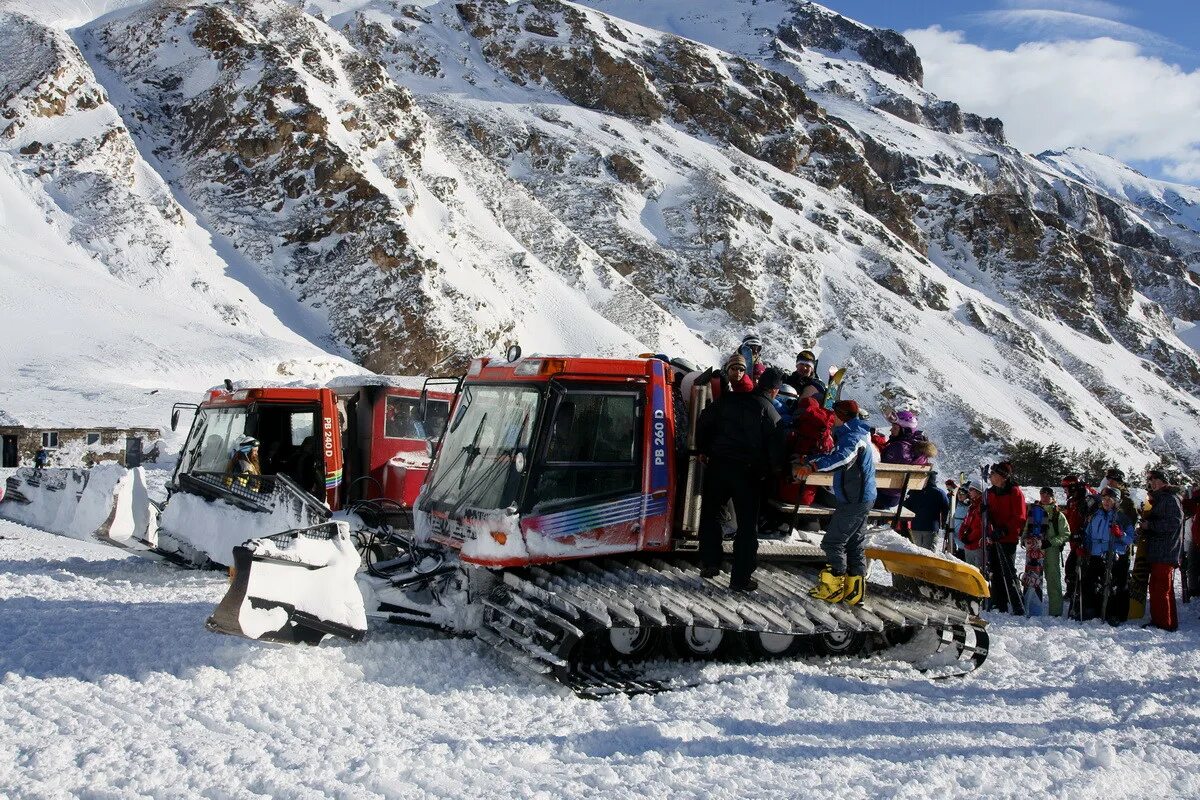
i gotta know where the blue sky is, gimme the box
[821,1,1200,185]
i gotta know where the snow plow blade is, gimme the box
[1,466,156,551]
[866,547,990,599]
[206,522,367,644]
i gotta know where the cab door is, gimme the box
[521,384,648,557]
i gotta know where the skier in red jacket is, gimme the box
[777,396,836,506]
[957,483,986,572]
[986,461,1027,614]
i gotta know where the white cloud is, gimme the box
[968,9,1182,53]
[999,0,1130,20]
[905,27,1200,183]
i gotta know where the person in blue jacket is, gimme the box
[1082,488,1135,624]
[903,469,950,550]
[772,382,799,427]
[794,399,876,605]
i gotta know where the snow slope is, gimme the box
[1,519,1198,798]
[0,155,357,432]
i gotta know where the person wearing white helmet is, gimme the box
[773,382,799,427]
[227,435,261,476]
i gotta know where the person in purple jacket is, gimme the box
[874,409,936,508]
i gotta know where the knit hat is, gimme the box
[832,399,859,420]
[757,367,784,392]
[893,409,919,430]
[725,353,747,370]
[742,334,762,349]
[1147,469,1168,483]
[990,461,1013,479]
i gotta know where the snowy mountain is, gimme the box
[2,0,1199,468]
[1038,147,1200,256]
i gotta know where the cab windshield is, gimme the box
[423,385,540,513]
[177,406,248,475]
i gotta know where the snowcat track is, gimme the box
[480,558,989,697]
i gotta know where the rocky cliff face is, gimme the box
[3,0,1200,468]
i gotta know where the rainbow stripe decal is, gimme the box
[324,468,343,490]
[525,493,668,540]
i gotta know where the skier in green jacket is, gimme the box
[1030,487,1072,616]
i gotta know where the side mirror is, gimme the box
[506,344,522,362]
[171,409,180,431]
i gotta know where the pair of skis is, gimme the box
[822,365,847,409]
[1100,523,1118,624]
[1022,506,1047,617]
[979,465,1025,616]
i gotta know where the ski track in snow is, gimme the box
[0,520,1197,799]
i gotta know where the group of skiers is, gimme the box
[691,335,1193,631]
[907,463,1191,632]
[694,335,917,607]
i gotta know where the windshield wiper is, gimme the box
[457,412,489,490]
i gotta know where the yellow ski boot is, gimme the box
[809,569,845,603]
[839,575,865,606]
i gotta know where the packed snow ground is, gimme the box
[1,519,1197,799]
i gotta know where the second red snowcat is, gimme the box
[148,377,454,566]
[208,355,990,694]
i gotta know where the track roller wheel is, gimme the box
[812,630,867,657]
[604,626,661,661]
[671,626,726,659]
[743,631,806,659]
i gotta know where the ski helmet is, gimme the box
[777,383,799,399]
[235,435,260,454]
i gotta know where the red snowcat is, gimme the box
[207,355,990,695]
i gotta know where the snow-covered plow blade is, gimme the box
[206,522,367,644]
[1,466,156,551]
[157,472,332,567]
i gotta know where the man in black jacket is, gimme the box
[1142,470,1184,631]
[696,367,788,591]
[784,350,825,399]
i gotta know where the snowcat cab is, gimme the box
[153,379,452,566]
[209,356,991,696]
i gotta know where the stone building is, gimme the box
[0,425,162,468]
